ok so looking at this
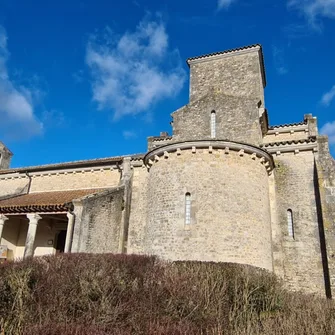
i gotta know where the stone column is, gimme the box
[119,157,133,253]
[0,214,9,242]
[24,214,41,258]
[64,212,75,253]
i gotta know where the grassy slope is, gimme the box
[0,254,334,335]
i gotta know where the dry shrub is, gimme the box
[0,254,334,335]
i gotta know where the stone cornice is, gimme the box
[0,165,120,180]
[266,125,308,135]
[144,140,275,173]
[261,139,318,154]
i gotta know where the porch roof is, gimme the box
[0,189,107,214]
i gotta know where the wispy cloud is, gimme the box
[320,84,335,106]
[0,26,42,140]
[123,130,137,140]
[72,69,85,84]
[320,121,335,144]
[217,0,237,10]
[288,0,335,29]
[42,109,65,128]
[282,23,312,39]
[272,46,288,75]
[86,15,186,119]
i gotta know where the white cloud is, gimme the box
[86,16,186,119]
[0,26,42,140]
[320,121,335,144]
[272,46,288,75]
[217,0,237,10]
[320,84,335,106]
[123,130,137,140]
[282,23,312,38]
[288,0,335,28]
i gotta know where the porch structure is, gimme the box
[0,189,103,260]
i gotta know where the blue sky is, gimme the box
[0,0,334,167]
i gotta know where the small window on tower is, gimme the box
[287,209,294,239]
[211,110,216,138]
[185,193,191,225]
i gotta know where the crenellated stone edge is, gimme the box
[144,140,275,174]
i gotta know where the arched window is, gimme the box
[210,111,216,138]
[287,209,294,238]
[185,193,191,225]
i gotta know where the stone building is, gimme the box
[0,44,334,298]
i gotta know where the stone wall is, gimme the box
[316,136,335,298]
[274,151,325,295]
[263,130,308,144]
[0,168,121,196]
[171,94,263,146]
[0,142,12,170]
[188,47,265,104]
[268,173,285,278]
[29,168,120,192]
[71,188,124,253]
[127,166,149,254]
[0,177,30,198]
[143,148,273,270]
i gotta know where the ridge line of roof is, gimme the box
[186,44,262,63]
[268,121,307,129]
[0,153,145,175]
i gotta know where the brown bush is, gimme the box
[0,254,333,335]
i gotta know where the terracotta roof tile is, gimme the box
[268,121,307,129]
[0,189,108,214]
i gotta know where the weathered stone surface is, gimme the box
[144,149,273,270]
[274,151,325,295]
[72,187,124,253]
[171,94,263,146]
[316,136,335,298]
[0,142,12,170]
[29,169,120,192]
[188,47,265,103]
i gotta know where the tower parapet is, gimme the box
[0,142,13,170]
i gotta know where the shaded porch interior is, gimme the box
[1,214,68,260]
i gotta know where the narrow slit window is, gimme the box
[185,193,191,225]
[211,111,216,138]
[287,209,294,238]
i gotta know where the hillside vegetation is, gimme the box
[0,254,334,335]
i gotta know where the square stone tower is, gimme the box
[171,45,267,146]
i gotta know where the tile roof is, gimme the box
[261,138,316,148]
[0,189,108,214]
[187,44,262,62]
[268,121,307,129]
[0,154,144,175]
